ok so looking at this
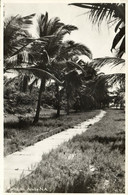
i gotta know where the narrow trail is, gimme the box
[4,110,106,191]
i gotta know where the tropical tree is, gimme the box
[4,14,38,94]
[4,14,36,60]
[90,57,125,87]
[69,3,125,58]
[72,61,109,110]
[70,3,125,101]
[50,40,92,115]
[113,86,125,109]
[5,12,92,122]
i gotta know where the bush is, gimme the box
[18,116,33,128]
[16,93,34,105]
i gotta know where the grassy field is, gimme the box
[4,108,99,156]
[8,109,125,193]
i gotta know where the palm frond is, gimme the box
[9,67,64,85]
[57,40,92,60]
[4,34,52,68]
[62,25,78,33]
[4,14,35,58]
[46,17,62,35]
[67,61,86,74]
[22,13,35,20]
[55,24,78,41]
[111,26,125,51]
[115,20,122,32]
[117,37,125,58]
[91,57,125,68]
[70,3,125,24]
[103,73,125,85]
[70,3,125,57]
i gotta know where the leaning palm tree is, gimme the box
[69,3,125,58]
[5,13,80,123]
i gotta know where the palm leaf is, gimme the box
[103,73,125,85]
[91,57,125,68]
[115,20,122,32]
[70,3,125,57]
[62,25,78,33]
[111,26,125,51]
[22,13,35,20]
[57,40,92,60]
[46,17,61,35]
[118,37,125,58]
[70,3,125,23]
[4,14,35,58]
[10,67,64,85]
[67,61,86,74]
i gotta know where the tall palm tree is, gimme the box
[69,3,125,58]
[50,40,92,115]
[5,13,81,123]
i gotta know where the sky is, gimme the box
[4,2,125,75]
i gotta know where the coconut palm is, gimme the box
[5,13,82,123]
[69,3,125,94]
[4,14,39,95]
[69,3,125,58]
[113,86,125,109]
[50,40,92,115]
[4,14,35,59]
[89,57,125,86]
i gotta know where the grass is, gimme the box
[4,108,99,156]
[7,109,125,193]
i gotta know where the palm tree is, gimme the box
[4,14,35,59]
[5,13,81,123]
[113,86,125,109]
[69,3,125,58]
[50,40,92,115]
[4,14,38,95]
[90,57,125,86]
[69,3,125,97]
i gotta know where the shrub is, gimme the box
[18,116,33,128]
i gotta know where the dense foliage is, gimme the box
[4,8,125,120]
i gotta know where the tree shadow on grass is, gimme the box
[54,172,95,193]
[88,132,125,154]
[4,118,33,129]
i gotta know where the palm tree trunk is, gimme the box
[56,84,61,117]
[66,91,70,115]
[65,80,70,115]
[22,75,28,92]
[33,78,45,124]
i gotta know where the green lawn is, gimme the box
[8,109,125,193]
[4,109,99,156]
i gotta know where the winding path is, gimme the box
[4,110,106,191]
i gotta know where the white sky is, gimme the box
[4,2,125,74]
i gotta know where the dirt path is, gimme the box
[4,110,106,191]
